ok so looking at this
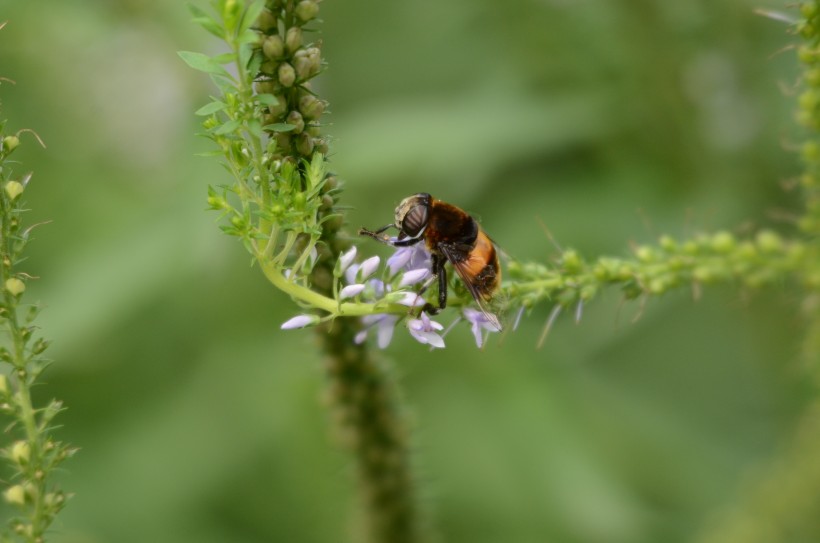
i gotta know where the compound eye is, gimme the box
[401,204,428,239]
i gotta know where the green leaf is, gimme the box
[246,49,263,76]
[263,123,296,133]
[256,94,278,106]
[211,52,235,65]
[178,51,230,78]
[195,100,227,116]
[214,119,242,135]
[240,0,266,36]
[238,43,253,73]
[188,4,224,39]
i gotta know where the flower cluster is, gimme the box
[281,242,503,349]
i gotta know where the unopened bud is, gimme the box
[278,62,295,87]
[293,52,312,82]
[256,9,278,32]
[5,278,25,296]
[2,136,19,153]
[4,181,23,200]
[299,94,325,119]
[286,111,305,134]
[4,485,25,506]
[296,0,319,21]
[0,375,7,396]
[285,27,302,54]
[296,133,314,156]
[10,441,30,464]
[263,34,284,60]
[268,95,288,117]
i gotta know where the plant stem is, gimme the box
[317,312,423,543]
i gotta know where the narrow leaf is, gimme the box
[256,94,278,106]
[214,119,242,135]
[263,123,296,133]
[240,0,266,35]
[195,100,227,116]
[178,51,230,77]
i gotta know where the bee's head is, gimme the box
[394,193,431,239]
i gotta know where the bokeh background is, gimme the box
[0,1,813,542]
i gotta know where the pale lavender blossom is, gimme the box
[398,267,429,287]
[355,313,399,349]
[407,312,445,348]
[281,314,318,329]
[357,255,380,281]
[387,243,430,275]
[462,308,500,348]
[338,246,357,273]
[339,284,366,299]
[387,291,427,307]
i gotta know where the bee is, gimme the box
[359,193,502,331]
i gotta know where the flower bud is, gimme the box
[286,110,305,134]
[299,94,325,119]
[254,80,277,95]
[274,132,292,154]
[5,278,24,296]
[281,314,319,329]
[257,9,278,32]
[5,181,24,200]
[268,95,288,117]
[2,136,19,153]
[295,0,319,21]
[756,230,783,253]
[295,133,314,156]
[10,441,30,465]
[304,47,322,77]
[4,485,25,506]
[710,231,735,253]
[285,27,302,54]
[263,34,284,60]
[278,62,296,87]
[0,375,7,396]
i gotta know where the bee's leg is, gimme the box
[358,224,396,244]
[421,254,446,315]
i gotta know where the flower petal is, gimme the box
[376,315,398,349]
[358,256,381,280]
[338,246,357,273]
[281,314,318,329]
[340,284,366,299]
[399,268,429,287]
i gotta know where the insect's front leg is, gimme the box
[421,254,446,315]
[358,224,395,244]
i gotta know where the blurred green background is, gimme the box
[0,0,813,542]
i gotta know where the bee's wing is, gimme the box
[438,243,503,332]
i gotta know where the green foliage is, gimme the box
[0,91,73,541]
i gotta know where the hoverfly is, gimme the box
[359,193,501,330]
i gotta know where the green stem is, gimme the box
[255,251,409,317]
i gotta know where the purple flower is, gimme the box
[281,314,319,329]
[399,267,429,287]
[407,312,445,348]
[462,308,501,348]
[358,256,380,281]
[386,291,426,307]
[338,246,357,273]
[355,313,400,349]
[387,243,431,275]
[339,284,366,299]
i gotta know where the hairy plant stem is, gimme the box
[317,313,422,543]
